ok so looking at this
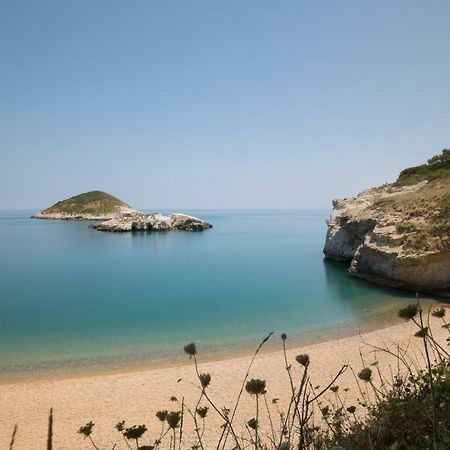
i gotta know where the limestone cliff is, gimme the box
[324,150,450,297]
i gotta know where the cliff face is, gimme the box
[324,150,450,297]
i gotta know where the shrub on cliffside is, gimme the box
[396,148,450,186]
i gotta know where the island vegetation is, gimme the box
[33,190,138,220]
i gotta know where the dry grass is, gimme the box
[372,179,450,253]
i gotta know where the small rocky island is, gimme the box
[33,191,212,232]
[324,149,450,297]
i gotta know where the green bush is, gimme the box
[396,149,450,186]
[322,359,450,450]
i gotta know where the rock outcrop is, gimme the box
[34,191,213,232]
[324,150,450,297]
[90,213,212,232]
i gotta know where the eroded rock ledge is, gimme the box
[90,213,212,232]
[324,181,450,297]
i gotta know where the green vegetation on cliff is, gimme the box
[396,149,450,186]
[374,149,450,253]
[41,191,133,215]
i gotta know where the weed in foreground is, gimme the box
[7,300,449,450]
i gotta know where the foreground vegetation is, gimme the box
[8,300,448,450]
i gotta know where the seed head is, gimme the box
[184,342,197,356]
[78,421,95,437]
[123,425,147,441]
[156,410,168,422]
[358,367,372,382]
[281,333,287,341]
[295,354,310,367]
[245,378,266,396]
[115,420,125,432]
[166,411,181,429]
[196,406,209,418]
[247,418,258,430]
[414,327,428,338]
[78,420,95,437]
[398,304,419,320]
[199,373,211,388]
[432,307,446,318]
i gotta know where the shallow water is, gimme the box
[0,210,426,380]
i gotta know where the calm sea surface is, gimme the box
[0,210,426,380]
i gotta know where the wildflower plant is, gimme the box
[72,300,449,450]
[357,367,372,382]
[78,421,99,450]
[123,424,148,448]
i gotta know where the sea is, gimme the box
[0,209,429,381]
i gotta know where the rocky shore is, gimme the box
[324,181,450,297]
[90,212,212,232]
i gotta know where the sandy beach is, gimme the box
[1,312,448,450]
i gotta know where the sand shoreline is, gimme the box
[1,309,448,450]
[4,297,442,386]
[0,315,413,386]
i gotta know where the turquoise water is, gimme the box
[0,210,422,380]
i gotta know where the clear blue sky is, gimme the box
[1,1,449,210]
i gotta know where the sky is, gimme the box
[1,1,449,210]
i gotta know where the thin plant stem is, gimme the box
[192,354,242,449]
[263,393,276,446]
[9,425,17,450]
[47,408,53,450]
[417,300,437,450]
[282,337,296,444]
[255,394,260,450]
[123,434,133,450]
[88,435,99,450]
[221,332,273,450]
